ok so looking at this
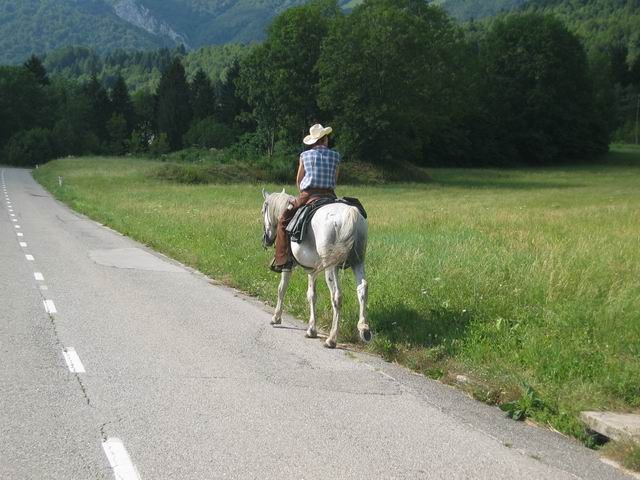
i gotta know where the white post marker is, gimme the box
[43,299,57,314]
[102,438,141,480]
[25,254,34,261]
[62,347,86,373]
[34,272,44,281]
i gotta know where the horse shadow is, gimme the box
[369,302,472,349]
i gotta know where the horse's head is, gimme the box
[261,188,290,249]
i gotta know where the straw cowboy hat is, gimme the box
[303,123,333,145]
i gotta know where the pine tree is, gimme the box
[110,75,134,134]
[83,75,112,141]
[217,59,246,127]
[156,58,192,150]
[23,55,49,86]
[189,69,216,120]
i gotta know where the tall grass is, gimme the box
[34,144,640,445]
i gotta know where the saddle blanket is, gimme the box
[286,197,367,244]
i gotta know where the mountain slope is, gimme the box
[0,0,173,64]
[2,0,639,65]
[437,0,529,20]
[0,0,309,64]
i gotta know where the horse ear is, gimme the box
[262,188,269,199]
[281,188,286,194]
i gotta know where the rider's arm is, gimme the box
[296,159,305,191]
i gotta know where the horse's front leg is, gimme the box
[353,262,371,342]
[271,270,292,325]
[305,272,318,338]
[324,267,341,348]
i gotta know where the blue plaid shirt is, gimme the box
[299,145,341,190]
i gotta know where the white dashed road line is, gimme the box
[102,438,141,480]
[3,170,144,479]
[43,299,57,314]
[62,348,86,373]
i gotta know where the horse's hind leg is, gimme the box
[305,272,318,338]
[324,266,341,348]
[353,263,371,342]
[271,270,292,325]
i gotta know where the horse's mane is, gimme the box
[268,191,293,222]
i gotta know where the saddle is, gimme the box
[286,197,367,244]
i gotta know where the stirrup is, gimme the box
[270,258,293,273]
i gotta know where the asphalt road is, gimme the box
[0,166,633,480]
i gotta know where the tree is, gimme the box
[132,90,156,142]
[156,57,192,150]
[317,0,470,164]
[52,87,99,156]
[107,113,128,155]
[237,0,339,152]
[189,69,216,120]
[83,75,112,142]
[110,75,134,134]
[183,116,238,149]
[480,13,608,164]
[24,55,49,86]
[0,66,47,151]
[217,59,248,128]
[5,128,54,166]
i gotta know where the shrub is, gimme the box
[253,140,299,183]
[149,133,170,157]
[153,162,259,184]
[183,116,238,149]
[129,129,149,154]
[4,128,54,166]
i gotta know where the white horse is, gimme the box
[261,189,371,348]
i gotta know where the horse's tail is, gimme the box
[320,206,361,269]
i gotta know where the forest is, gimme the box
[1,0,639,169]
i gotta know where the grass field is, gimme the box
[34,145,640,450]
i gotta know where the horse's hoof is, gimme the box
[324,339,337,349]
[270,317,282,326]
[305,329,317,338]
[359,328,372,343]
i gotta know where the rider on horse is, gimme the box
[270,124,340,273]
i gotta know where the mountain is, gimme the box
[2,0,639,65]
[436,0,528,20]
[0,1,173,65]
[0,0,310,64]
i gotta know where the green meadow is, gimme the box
[34,145,640,445]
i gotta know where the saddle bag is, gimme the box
[286,197,367,244]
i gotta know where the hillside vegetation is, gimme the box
[0,0,338,64]
[3,0,640,69]
[438,0,528,19]
[0,0,171,64]
[0,1,616,170]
